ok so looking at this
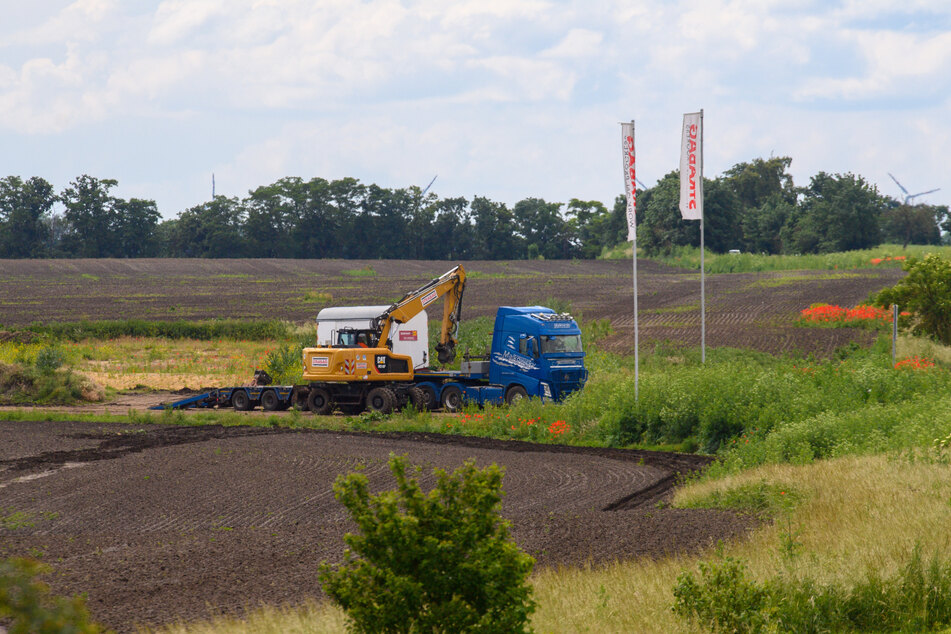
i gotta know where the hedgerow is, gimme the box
[21,318,291,341]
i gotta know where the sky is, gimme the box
[1,0,949,219]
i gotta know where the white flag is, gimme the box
[679,112,702,220]
[621,122,636,240]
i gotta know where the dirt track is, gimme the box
[0,420,756,632]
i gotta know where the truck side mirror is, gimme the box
[528,337,539,359]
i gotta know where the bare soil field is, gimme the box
[0,420,757,632]
[0,258,906,357]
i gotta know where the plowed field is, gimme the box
[0,420,757,632]
[0,258,906,357]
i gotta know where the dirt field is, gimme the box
[0,258,905,357]
[0,419,758,632]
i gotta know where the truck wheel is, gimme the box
[440,385,463,412]
[232,389,252,411]
[307,387,333,415]
[417,385,437,411]
[261,389,280,411]
[407,387,427,411]
[366,387,395,414]
[290,389,306,410]
[505,385,527,405]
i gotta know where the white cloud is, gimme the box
[0,1,949,215]
[542,29,604,59]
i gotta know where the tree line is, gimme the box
[1,158,947,260]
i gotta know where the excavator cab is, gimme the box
[335,328,376,348]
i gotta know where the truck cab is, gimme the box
[489,306,587,402]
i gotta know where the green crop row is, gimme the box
[630,243,951,273]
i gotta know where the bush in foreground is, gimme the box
[319,454,535,633]
[0,557,103,633]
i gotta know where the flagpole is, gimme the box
[621,120,639,400]
[700,109,705,364]
[632,134,639,401]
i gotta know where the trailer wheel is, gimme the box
[232,389,252,411]
[307,387,333,415]
[417,385,437,411]
[261,389,281,411]
[440,385,463,412]
[407,387,427,411]
[366,387,395,414]
[505,385,527,405]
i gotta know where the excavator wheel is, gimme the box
[307,387,333,415]
[366,387,396,414]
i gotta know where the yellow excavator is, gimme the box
[299,265,466,414]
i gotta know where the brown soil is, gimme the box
[0,258,906,357]
[0,420,757,632]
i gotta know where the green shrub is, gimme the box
[319,454,536,633]
[263,343,303,385]
[0,557,103,633]
[876,254,951,344]
[672,554,770,633]
[33,345,65,375]
[673,546,951,633]
[0,362,99,405]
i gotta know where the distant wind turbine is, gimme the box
[888,172,940,204]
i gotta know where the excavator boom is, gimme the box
[377,265,466,365]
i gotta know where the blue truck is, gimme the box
[410,306,587,411]
[154,306,587,414]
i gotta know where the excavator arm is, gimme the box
[376,265,466,365]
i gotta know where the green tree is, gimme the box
[875,254,951,345]
[429,196,474,260]
[513,198,575,259]
[112,198,161,257]
[567,198,610,258]
[880,202,943,248]
[319,454,536,633]
[470,196,521,260]
[59,175,119,257]
[0,176,55,258]
[785,172,886,253]
[722,156,796,210]
[639,171,698,255]
[702,178,743,253]
[245,177,307,258]
[167,196,248,257]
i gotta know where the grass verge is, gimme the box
[143,452,951,633]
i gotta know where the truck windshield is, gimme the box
[540,334,582,354]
